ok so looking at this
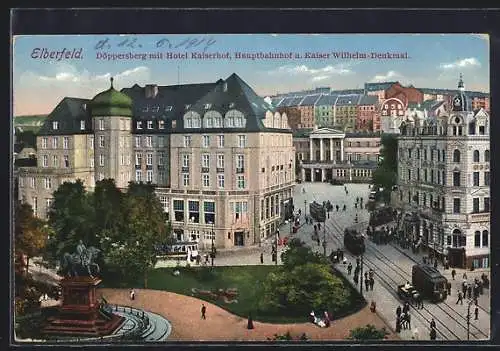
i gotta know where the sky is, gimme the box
[12,34,489,116]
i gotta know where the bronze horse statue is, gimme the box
[60,242,101,278]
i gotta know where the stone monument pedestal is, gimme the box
[43,276,124,337]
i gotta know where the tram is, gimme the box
[343,228,366,255]
[309,201,326,222]
[411,264,448,302]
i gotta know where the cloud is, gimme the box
[370,70,403,82]
[14,64,151,115]
[268,63,354,84]
[311,75,330,82]
[439,57,481,70]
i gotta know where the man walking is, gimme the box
[430,318,436,330]
[364,275,370,292]
[347,262,352,275]
[201,304,206,319]
[456,290,464,305]
[430,327,437,340]
[260,252,264,264]
[396,305,402,318]
[475,306,479,320]
[451,269,456,280]
[369,277,374,291]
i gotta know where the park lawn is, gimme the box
[144,265,307,324]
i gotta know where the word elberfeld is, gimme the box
[31,48,83,60]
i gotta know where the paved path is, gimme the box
[98,288,399,341]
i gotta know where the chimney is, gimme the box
[145,84,159,98]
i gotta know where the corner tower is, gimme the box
[90,77,133,188]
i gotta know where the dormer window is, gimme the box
[165,106,173,112]
[204,103,212,110]
[229,102,235,108]
[159,120,165,129]
[137,121,143,129]
[147,120,153,129]
[52,121,59,130]
[223,82,228,92]
[152,106,160,113]
[142,105,149,112]
[80,120,85,130]
[98,119,104,130]
[185,104,191,110]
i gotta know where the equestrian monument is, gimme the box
[43,241,124,337]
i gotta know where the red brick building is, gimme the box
[355,95,380,132]
[385,82,424,106]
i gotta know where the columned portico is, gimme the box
[308,127,346,162]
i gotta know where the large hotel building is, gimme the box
[17,74,295,249]
[394,76,490,269]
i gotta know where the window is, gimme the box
[159,196,169,213]
[120,155,125,165]
[147,120,153,129]
[424,149,427,160]
[408,148,412,159]
[98,119,104,130]
[63,136,69,149]
[473,172,479,186]
[63,155,69,168]
[407,169,411,181]
[184,135,192,147]
[217,154,225,168]
[159,120,165,129]
[42,155,48,167]
[136,121,142,129]
[452,229,466,248]
[99,154,105,166]
[485,150,490,162]
[99,135,105,148]
[32,197,38,217]
[202,135,210,148]
[431,169,434,183]
[158,152,164,165]
[482,230,489,247]
[237,175,245,189]
[52,155,59,167]
[183,173,190,186]
[146,153,153,165]
[453,171,460,186]
[44,177,52,189]
[442,150,445,162]
[484,197,490,212]
[202,154,210,168]
[135,136,141,148]
[90,158,94,168]
[173,200,185,222]
[204,201,215,224]
[188,201,200,223]
[236,155,244,171]
[146,170,153,182]
[135,153,142,166]
[479,125,485,135]
[52,121,59,130]
[217,135,225,148]
[217,174,225,188]
[146,136,153,147]
[182,154,190,167]
[157,136,164,148]
[485,172,490,186]
[473,198,480,213]
[80,120,85,130]
[135,170,142,181]
[45,198,53,217]
[202,174,210,187]
[473,150,480,162]
[89,136,94,150]
[52,137,58,149]
[474,231,481,248]
[453,149,460,162]
[42,137,48,149]
[417,169,420,181]
[158,171,165,184]
[424,169,428,182]
[231,201,248,219]
[238,135,247,148]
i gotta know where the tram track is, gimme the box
[324,217,489,340]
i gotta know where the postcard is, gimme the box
[12,33,490,344]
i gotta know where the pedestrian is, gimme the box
[467,285,472,299]
[260,252,264,264]
[434,259,438,269]
[396,305,402,318]
[395,316,401,333]
[369,268,374,280]
[462,282,467,296]
[463,272,467,280]
[129,288,135,301]
[474,306,479,320]
[347,262,352,275]
[403,301,410,314]
[430,318,436,330]
[430,327,437,340]
[456,290,463,305]
[336,205,339,212]
[446,282,452,296]
[406,313,412,330]
[369,277,374,291]
[417,294,424,309]
[201,304,206,319]
[343,204,346,211]
[364,277,369,291]
[353,273,359,285]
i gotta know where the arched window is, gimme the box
[183,111,201,129]
[482,230,489,247]
[453,149,461,163]
[469,122,476,135]
[473,150,480,162]
[485,150,490,162]
[225,109,246,128]
[474,231,481,247]
[204,110,223,128]
[452,229,466,248]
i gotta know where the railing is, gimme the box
[469,212,490,222]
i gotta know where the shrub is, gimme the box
[348,324,389,340]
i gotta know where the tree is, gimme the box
[281,238,328,270]
[372,133,398,203]
[14,201,48,276]
[348,324,389,340]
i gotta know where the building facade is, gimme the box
[394,77,490,269]
[17,74,295,249]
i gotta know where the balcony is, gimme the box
[469,212,490,223]
[236,167,245,174]
[201,167,210,173]
[181,166,189,172]
[216,168,224,173]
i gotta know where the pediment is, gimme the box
[310,127,345,136]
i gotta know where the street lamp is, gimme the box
[273,230,279,266]
[359,254,364,295]
[208,221,216,267]
[304,200,307,219]
[466,298,475,341]
[323,222,327,256]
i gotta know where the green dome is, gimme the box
[90,77,133,117]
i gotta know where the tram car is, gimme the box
[309,201,326,222]
[343,228,366,255]
[411,264,448,302]
[368,207,395,227]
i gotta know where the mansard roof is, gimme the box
[37,97,92,136]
